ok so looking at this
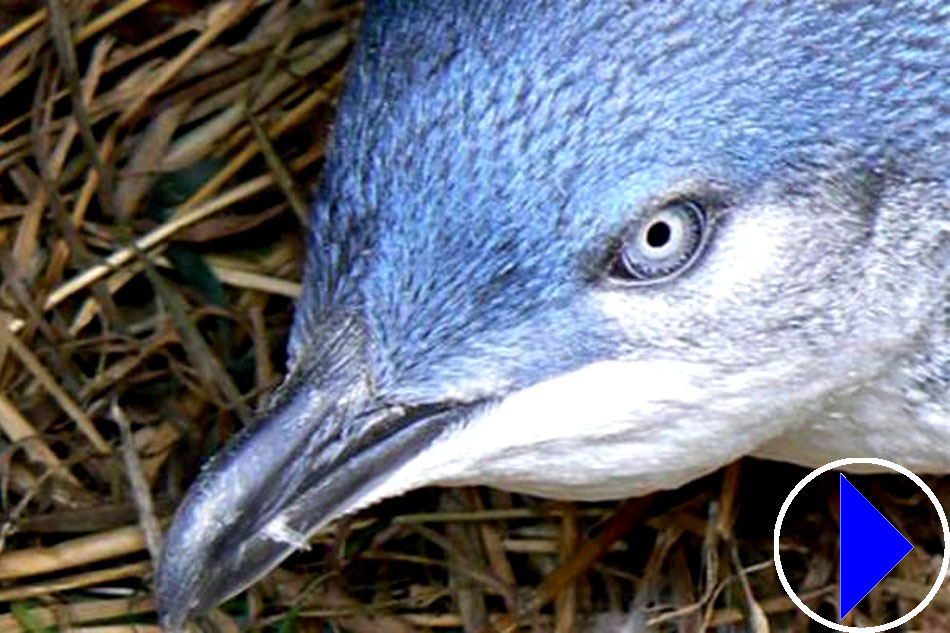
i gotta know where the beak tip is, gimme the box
[150,347,459,629]
[156,610,186,633]
[155,519,210,633]
[155,559,191,633]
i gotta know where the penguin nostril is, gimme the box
[646,221,672,248]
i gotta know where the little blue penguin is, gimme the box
[156,0,950,628]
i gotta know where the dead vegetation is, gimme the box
[0,1,947,631]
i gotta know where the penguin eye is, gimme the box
[609,201,709,285]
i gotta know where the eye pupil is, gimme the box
[645,221,671,248]
[610,201,710,285]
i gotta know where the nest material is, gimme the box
[0,1,948,632]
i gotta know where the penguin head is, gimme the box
[157,2,948,628]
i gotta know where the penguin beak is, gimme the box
[155,321,464,631]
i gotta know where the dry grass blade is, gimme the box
[42,173,272,311]
[0,393,80,486]
[0,9,45,54]
[0,525,145,581]
[76,0,153,44]
[554,502,580,633]
[0,560,151,601]
[439,490,491,632]
[246,105,310,224]
[0,597,155,632]
[69,627,163,633]
[535,495,655,610]
[0,326,110,453]
[729,540,769,633]
[119,0,259,126]
[135,244,252,422]
[46,0,118,219]
[112,400,163,562]
[114,102,190,221]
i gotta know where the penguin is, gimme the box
[156,1,950,628]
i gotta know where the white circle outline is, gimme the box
[773,457,949,632]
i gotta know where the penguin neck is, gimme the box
[754,325,950,473]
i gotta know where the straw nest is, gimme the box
[0,1,947,631]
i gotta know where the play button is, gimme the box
[839,473,913,619]
[774,457,950,632]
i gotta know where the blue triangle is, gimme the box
[839,473,913,619]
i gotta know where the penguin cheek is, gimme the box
[593,203,804,348]
[420,357,794,498]
[696,206,797,299]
